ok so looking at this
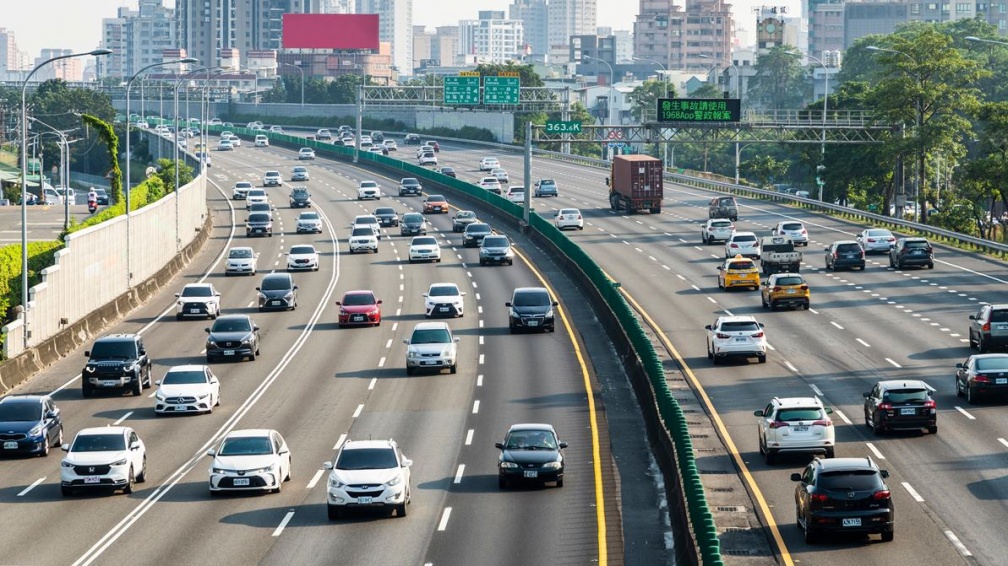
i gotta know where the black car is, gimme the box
[824,240,865,271]
[889,237,933,269]
[968,304,1008,352]
[462,222,492,247]
[246,212,273,237]
[398,178,423,196]
[289,187,311,208]
[437,167,457,178]
[792,457,894,543]
[404,133,421,145]
[370,130,384,142]
[257,272,298,311]
[863,379,937,434]
[94,188,110,205]
[0,395,63,456]
[400,213,427,236]
[506,287,557,333]
[82,334,152,397]
[374,207,400,227]
[495,423,566,488]
[205,314,261,362]
[956,354,1008,403]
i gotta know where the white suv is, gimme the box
[357,180,382,200]
[232,181,253,200]
[754,397,835,464]
[60,426,147,496]
[773,221,809,246]
[705,315,767,364]
[724,231,760,259]
[403,321,459,375]
[324,438,413,519]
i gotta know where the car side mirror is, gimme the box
[174,293,180,298]
[215,293,221,297]
[402,338,409,344]
[880,470,889,478]
[255,287,261,291]
[253,325,260,331]
[753,410,764,417]
[704,325,712,331]
[293,286,299,290]
[552,301,559,306]
[45,409,59,419]
[130,442,141,451]
[790,473,802,482]
[823,248,829,252]
[825,408,834,414]
[205,328,211,333]
[376,300,383,304]
[862,392,871,398]
[206,449,216,457]
[968,315,976,321]
[758,323,765,328]
[323,461,334,470]
[61,444,70,452]
[155,380,161,386]
[494,442,504,450]
[402,458,413,468]
[335,301,342,306]
[453,337,460,343]
[279,448,289,455]
[955,363,964,369]
[558,442,568,449]
[505,302,512,308]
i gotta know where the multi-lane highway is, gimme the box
[417,140,1008,565]
[0,140,651,565]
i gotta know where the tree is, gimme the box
[690,83,723,99]
[739,155,789,189]
[628,80,675,122]
[748,45,809,110]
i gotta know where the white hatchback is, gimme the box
[286,244,320,271]
[702,218,736,244]
[724,231,760,259]
[754,397,835,464]
[705,315,767,364]
[154,365,220,415]
[254,135,269,147]
[773,221,809,246]
[357,180,382,200]
[506,186,525,204]
[554,208,583,230]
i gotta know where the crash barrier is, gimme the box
[226,127,722,564]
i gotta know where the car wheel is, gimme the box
[450,364,457,374]
[824,448,834,459]
[82,383,93,398]
[249,348,256,361]
[123,466,135,494]
[764,449,775,465]
[396,502,408,517]
[707,341,713,360]
[758,354,767,364]
[803,511,816,544]
[61,486,73,497]
[889,256,895,268]
[132,375,143,396]
[712,353,720,365]
[769,301,777,312]
[967,385,977,405]
[137,456,147,482]
[556,478,564,488]
[176,313,184,321]
[978,335,987,353]
[881,529,894,542]
[803,302,810,310]
[928,263,934,269]
[928,425,938,435]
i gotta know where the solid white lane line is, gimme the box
[955,406,976,420]
[472,400,480,414]
[856,338,871,348]
[865,442,886,460]
[378,357,386,368]
[902,482,924,503]
[437,507,452,531]
[945,531,973,557]
[333,433,346,450]
[368,378,377,390]
[306,469,325,490]
[352,404,364,418]
[271,511,295,537]
[830,321,844,330]
[834,410,853,425]
[113,412,133,426]
[885,358,902,368]
[454,465,465,484]
[17,477,46,497]
[809,384,823,396]
[465,429,474,445]
[785,361,798,373]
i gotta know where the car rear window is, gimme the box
[711,220,732,228]
[867,229,891,237]
[342,293,376,306]
[720,321,759,332]
[883,389,928,403]
[776,408,823,421]
[776,276,804,286]
[976,356,1008,371]
[904,240,930,248]
[837,243,861,253]
[781,222,803,230]
[733,234,757,243]
[817,470,883,491]
[351,227,374,237]
[729,261,755,270]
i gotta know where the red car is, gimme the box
[423,195,449,214]
[336,290,382,327]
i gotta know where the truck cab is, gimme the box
[759,236,802,275]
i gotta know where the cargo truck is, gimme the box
[605,155,663,214]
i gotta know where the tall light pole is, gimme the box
[28,118,72,229]
[583,55,615,125]
[698,54,741,182]
[280,62,305,106]
[20,48,111,349]
[867,45,921,221]
[806,52,834,201]
[174,67,215,251]
[634,56,669,165]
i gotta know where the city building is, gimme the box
[356,0,413,73]
[432,26,459,67]
[509,0,550,57]
[634,0,733,72]
[33,49,84,82]
[322,0,355,12]
[548,0,597,58]
[459,11,525,64]
[0,28,18,81]
[844,3,907,49]
[413,25,433,69]
[100,0,176,80]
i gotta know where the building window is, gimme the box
[911,4,921,13]
[956,2,971,10]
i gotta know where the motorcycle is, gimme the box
[87,198,98,214]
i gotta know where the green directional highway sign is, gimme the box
[443,76,481,105]
[484,76,520,105]
[544,121,582,134]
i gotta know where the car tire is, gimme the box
[123,466,135,494]
[803,513,816,544]
[803,302,810,310]
[556,478,564,488]
[928,263,934,269]
[132,375,143,396]
[176,313,183,321]
[450,363,457,374]
[955,378,964,397]
[967,385,977,405]
[82,383,93,398]
[758,354,767,364]
[764,449,775,465]
[978,335,987,353]
[928,425,938,435]
[137,456,147,483]
[707,342,713,360]
[712,354,720,366]
[881,529,894,542]
[249,349,256,362]
[824,448,834,459]
[61,486,73,497]
[758,435,765,456]
[397,502,408,517]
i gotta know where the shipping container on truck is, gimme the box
[605,155,663,214]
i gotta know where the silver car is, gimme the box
[856,228,896,253]
[225,247,258,276]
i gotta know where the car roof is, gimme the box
[261,272,292,281]
[874,380,933,391]
[343,289,376,297]
[770,396,823,408]
[426,195,446,200]
[507,423,558,433]
[183,283,214,288]
[215,314,252,321]
[354,215,378,221]
[0,395,49,404]
[342,439,396,450]
[77,426,129,436]
[970,353,1008,360]
[230,246,254,252]
[715,315,759,323]
[95,334,138,343]
[813,457,880,472]
[731,231,757,237]
[413,321,451,331]
[430,282,460,290]
[165,364,209,373]
[513,286,549,295]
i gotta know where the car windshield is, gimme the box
[248,213,270,222]
[728,261,755,270]
[430,285,459,297]
[413,237,437,246]
[248,190,266,197]
[229,248,253,259]
[483,236,509,247]
[401,178,419,185]
[775,276,804,286]
[235,182,252,189]
[293,169,307,174]
[181,286,213,297]
[261,277,291,291]
[904,240,930,249]
[73,433,126,452]
[360,181,378,188]
[0,402,41,421]
[336,447,399,470]
[427,195,445,202]
[411,328,451,344]
[776,408,823,421]
[882,388,929,403]
[299,213,319,221]
[505,430,558,450]
[212,318,252,332]
[468,224,491,234]
[817,470,882,491]
[720,321,760,332]
[162,370,207,385]
[513,291,550,307]
[352,227,374,237]
[290,246,315,255]
[781,223,803,231]
[733,234,757,243]
[375,208,395,215]
[441,168,454,173]
[403,214,424,224]
[976,357,1008,371]
[90,340,137,359]
[342,293,376,306]
[218,436,272,456]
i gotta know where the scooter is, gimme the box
[87,199,98,214]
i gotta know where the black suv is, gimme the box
[889,237,933,269]
[792,457,894,543]
[863,379,937,434]
[82,334,152,397]
[506,287,558,333]
[462,222,492,247]
[289,187,311,208]
[399,178,422,196]
[708,196,738,221]
[404,133,421,145]
[824,240,865,271]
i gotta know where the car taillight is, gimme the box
[974,374,991,383]
[923,399,936,413]
[878,403,892,410]
[811,493,828,502]
[888,237,895,242]
[773,286,782,292]
[752,331,764,338]
[769,420,789,429]
[708,227,715,232]
[872,490,891,501]
[801,229,807,234]
[833,252,839,258]
[867,238,876,242]
[812,419,833,427]
[730,243,738,248]
[983,322,991,332]
[800,285,809,290]
[716,333,731,339]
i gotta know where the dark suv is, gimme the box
[862,379,937,435]
[398,178,422,196]
[824,240,865,271]
[792,457,894,543]
[889,237,933,269]
[969,304,1008,352]
[82,334,152,397]
[506,287,558,333]
[289,187,311,208]
[246,212,273,237]
[708,196,738,221]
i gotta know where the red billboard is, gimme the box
[282,14,380,50]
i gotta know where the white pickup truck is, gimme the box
[759,236,802,275]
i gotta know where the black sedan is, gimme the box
[506,287,557,333]
[863,379,937,434]
[94,188,110,205]
[956,353,1008,404]
[374,206,400,227]
[495,423,566,489]
[0,395,63,456]
[399,213,427,236]
[256,273,298,311]
[205,315,260,363]
[462,222,492,247]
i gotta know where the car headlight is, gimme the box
[211,467,226,474]
[387,475,402,487]
[28,424,44,438]
[111,458,128,467]
[545,308,554,318]
[155,392,166,401]
[258,293,267,299]
[85,365,95,373]
[407,347,419,357]
[62,459,74,468]
[500,461,518,469]
[543,461,562,469]
[441,346,454,357]
[284,292,294,300]
[207,339,217,347]
[197,393,210,400]
[329,476,345,489]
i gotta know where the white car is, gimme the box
[554,208,584,230]
[349,226,379,254]
[175,283,221,320]
[246,188,268,209]
[383,139,398,151]
[856,228,896,253]
[479,177,502,194]
[352,215,382,240]
[342,138,355,147]
[207,429,291,494]
[506,186,525,204]
[154,365,221,415]
[403,321,459,375]
[424,282,466,318]
[418,151,437,166]
[324,438,412,519]
[357,180,382,200]
[296,211,323,234]
[702,218,736,244]
[254,134,269,147]
[755,397,835,464]
[298,147,315,160]
[225,133,241,147]
[368,145,384,155]
[60,426,147,496]
[408,235,442,264]
[724,231,760,259]
[216,139,233,151]
[705,315,767,364]
[225,247,258,276]
[360,135,373,145]
[263,171,282,187]
[773,221,809,246]
[480,157,500,171]
[491,168,509,184]
[269,125,284,134]
[287,244,320,271]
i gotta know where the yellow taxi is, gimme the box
[761,273,811,310]
[718,255,760,291]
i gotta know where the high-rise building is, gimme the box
[432,26,459,66]
[34,49,85,82]
[548,0,596,51]
[634,0,733,72]
[356,0,413,73]
[0,28,20,81]
[322,0,355,12]
[101,0,176,80]
[459,11,524,64]
[413,25,433,69]
[509,0,549,56]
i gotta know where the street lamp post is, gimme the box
[806,52,834,201]
[280,62,305,106]
[174,67,214,252]
[698,54,741,182]
[29,118,72,229]
[583,55,614,126]
[20,48,111,349]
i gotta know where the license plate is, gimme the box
[523,470,538,478]
[102,380,117,387]
[900,408,915,416]
[439,307,450,312]
[272,300,281,306]
[174,404,187,410]
[793,426,808,432]
[998,378,1007,385]
[734,337,747,342]
[84,476,101,484]
[233,478,250,486]
[3,441,16,449]
[912,250,924,255]
[223,350,235,356]
[421,360,437,365]
[528,320,539,326]
[842,518,862,527]
[787,289,797,294]
[357,496,373,504]
[433,206,442,211]
[352,315,364,322]
[189,308,200,313]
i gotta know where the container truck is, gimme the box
[605,155,663,214]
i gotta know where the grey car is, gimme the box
[245,212,273,237]
[479,235,514,266]
[400,213,427,236]
[205,315,260,363]
[452,210,478,233]
[257,273,298,311]
[463,222,492,247]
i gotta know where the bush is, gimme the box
[60,176,164,239]
[0,241,64,323]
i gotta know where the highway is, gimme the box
[0,141,637,565]
[419,141,1008,565]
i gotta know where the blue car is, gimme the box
[0,395,63,457]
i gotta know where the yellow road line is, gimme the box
[516,247,608,566]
